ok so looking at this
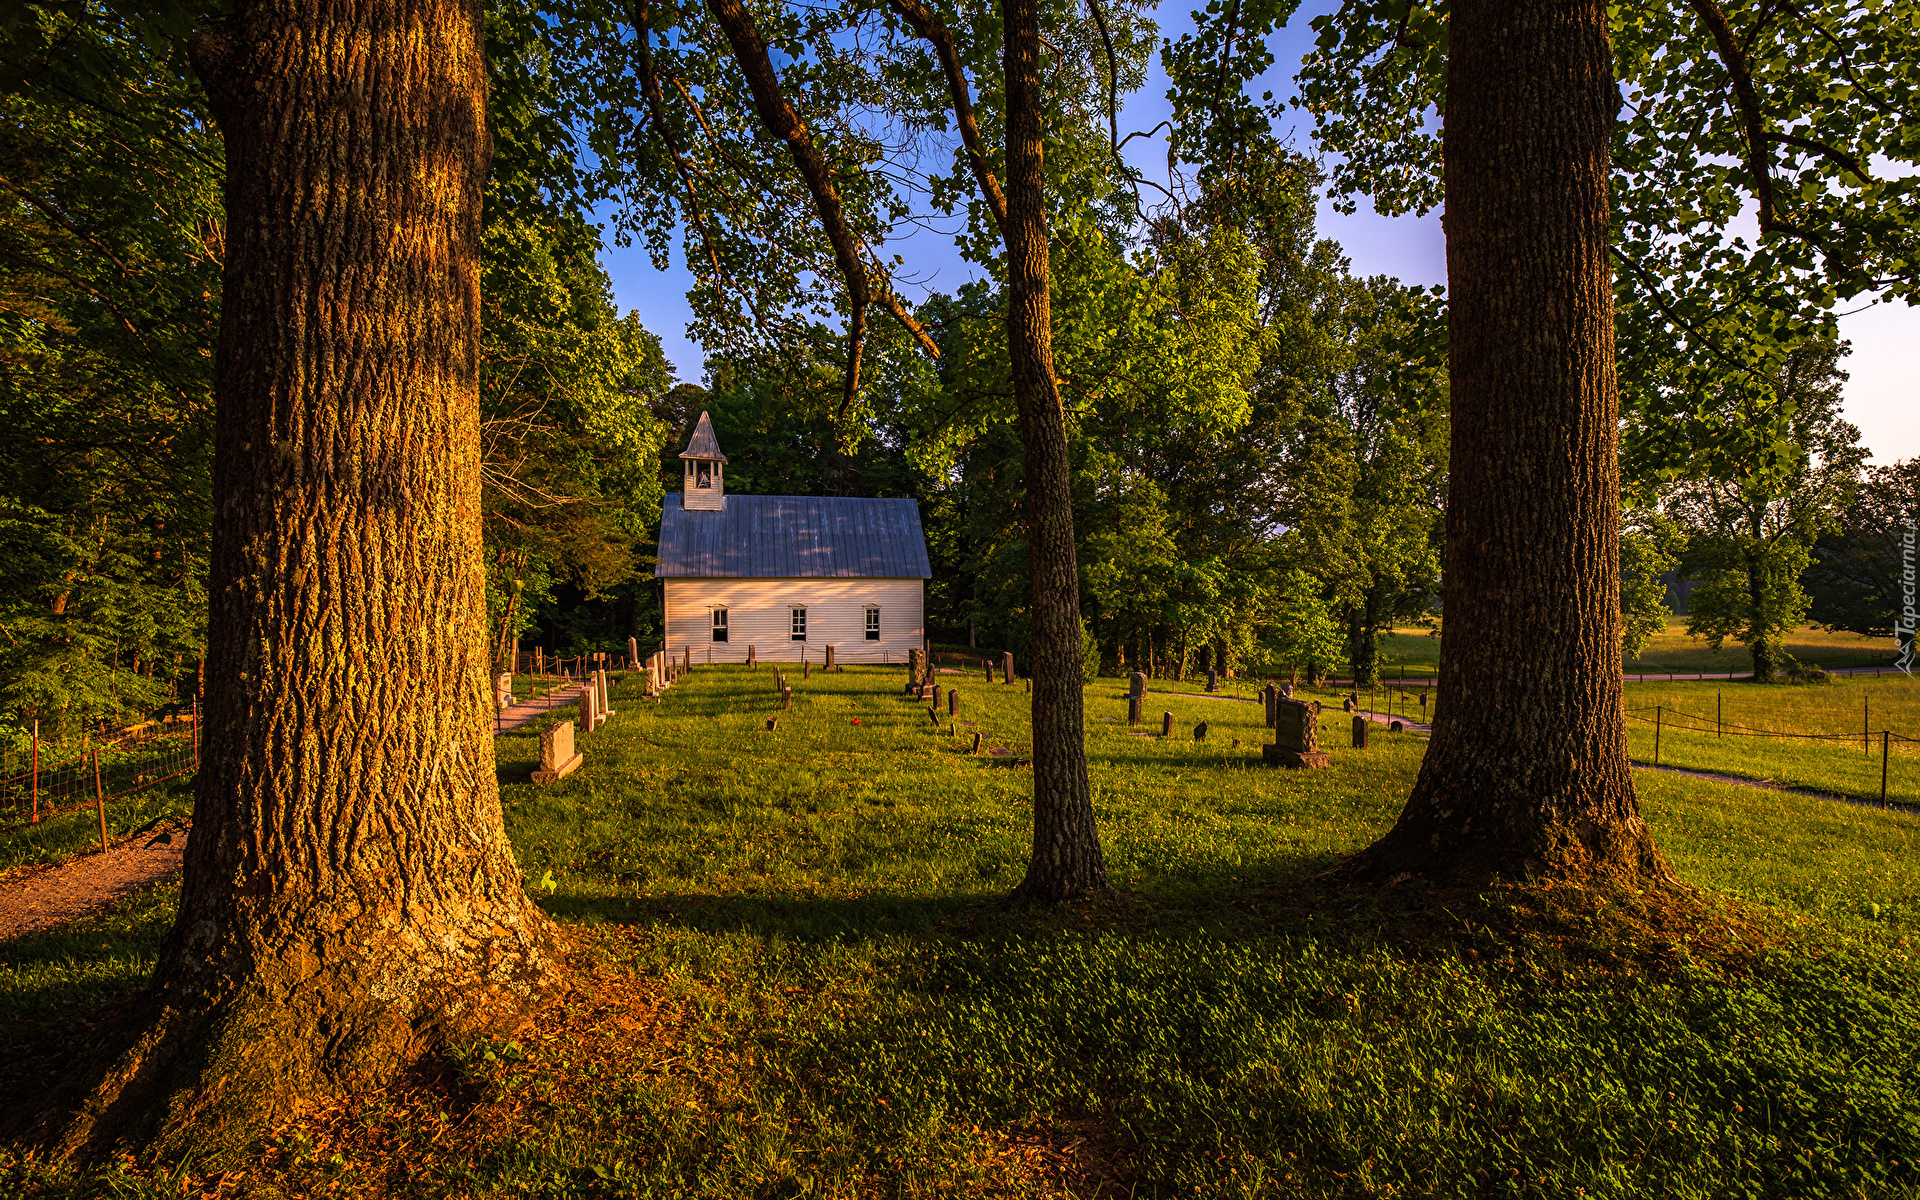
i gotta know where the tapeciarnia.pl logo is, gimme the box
[1899,522,1917,677]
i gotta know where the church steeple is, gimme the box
[679,411,728,511]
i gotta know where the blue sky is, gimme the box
[594,2,1917,464]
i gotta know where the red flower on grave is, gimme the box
[851,719,862,725]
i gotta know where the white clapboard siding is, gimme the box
[664,577,923,664]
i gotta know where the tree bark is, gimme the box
[49,0,562,1158]
[1002,0,1106,901]
[1349,0,1667,886]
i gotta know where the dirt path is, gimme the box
[493,683,589,735]
[0,820,188,943]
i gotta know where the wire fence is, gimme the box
[0,709,201,839]
[1625,702,1916,805]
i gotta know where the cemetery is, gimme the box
[3,0,1918,1188]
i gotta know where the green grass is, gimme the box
[3,665,1918,1197]
[1624,619,1900,675]
[1622,675,1920,804]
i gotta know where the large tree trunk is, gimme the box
[1002,0,1107,901]
[1350,0,1667,886]
[51,0,562,1158]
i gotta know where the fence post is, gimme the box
[30,718,39,824]
[1654,707,1662,767]
[1717,691,1722,739]
[1864,699,1870,757]
[191,700,199,765]
[93,748,108,852]
[1883,731,1891,804]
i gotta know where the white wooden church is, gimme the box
[655,412,931,663]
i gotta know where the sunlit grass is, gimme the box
[3,664,1917,1197]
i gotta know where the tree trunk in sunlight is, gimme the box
[49,0,563,1159]
[1002,0,1108,902]
[1349,0,1669,887]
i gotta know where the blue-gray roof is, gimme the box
[655,494,932,578]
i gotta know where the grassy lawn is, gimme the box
[1625,619,1899,675]
[1622,675,1920,804]
[3,665,1918,1197]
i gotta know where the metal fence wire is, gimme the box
[1,710,200,829]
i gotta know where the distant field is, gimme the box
[1624,618,1899,675]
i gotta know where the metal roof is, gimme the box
[655,493,932,578]
[677,411,728,461]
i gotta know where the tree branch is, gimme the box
[882,0,1009,233]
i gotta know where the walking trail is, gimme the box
[494,682,589,734]
[0,821,187,943]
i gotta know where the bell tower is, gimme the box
[679,410,727,512]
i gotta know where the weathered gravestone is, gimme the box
[1280,682,1293,700]
[628,636,639,670]
[1128,671,1146,699]
[1128,694,1142,725]
[1194,721,1208,740]
[748,644,757,667]
[578,685,598,732]
[804,659,811,679]
[907,649,924,693]
[984,657,995,684]
[596,669,614,718]
[494,672,514,711]
[1206,670,1218,693]
[531,719,584,782]
[824,645,835,670]
[1263,696,1330,769]
[1352,716,1369,749]
[1002,651,1015,685]
[931,684,942,709]
[1262,684,1278,728]
[1161,711,1173,737]
[948,689,959,716]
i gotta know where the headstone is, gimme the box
[628,636,639,669]
[1161,711,1173,737]
[494,672,514,711]
[1342,695,1356,713]
[804,659,811,679]
[579,686,598,732]
[596,669,614,718]
[1002,651,1015,685]
[970,732,982,753]
[748,645,757,667]
[984,658,994,684]
[1264,697,1330,769]
[1263,684,1278,728]
[766,717,778,731]
[824,645,835,670]
[1128,694,1142,725]
[927,707,940,726]
[932,684,942,708]
[908,648,924,688]
[1352,715,1369,748]
[1194,721,1208,740]
[1390,720,1405,732]
[1128,671,1146,698]
[948,689,959,716]
[1206,670,1218,693]
[684,646,692,671]
[1280,682,1293,700]
[530,720,583,782]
